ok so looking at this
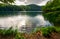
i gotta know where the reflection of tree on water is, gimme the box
[0,11,42,17]
[25,11,42,16]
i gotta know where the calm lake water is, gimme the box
[0,11,52,33]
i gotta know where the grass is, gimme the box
[55,26,60,32]
[32,26,60,37]
[0,27,25,39]
[0,27,17,36]
[0,26,60,39]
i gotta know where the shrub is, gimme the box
[32,26,57,37]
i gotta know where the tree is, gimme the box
[0,0,15,4]
[43,0,60,26]
[43,0,60,12]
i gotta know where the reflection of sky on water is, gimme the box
[0,14,52,33]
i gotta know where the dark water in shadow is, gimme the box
[0,11,42,17]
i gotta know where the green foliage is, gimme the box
[43,12,60,26]
[0,0,15,4]
[15,33,25,39]
[0,27,18,36]
[42,0,60,26]
[55,27,60,32]
[0,4,41,11]
[33,26,57,37]
[42,0,60,12]
[0,3,28,16]
[0,27,25,39]
[41,27,56,37]
[0,26,60,38]
[0,4,42,17]
[0,3,23,11]
[26,4,42,11]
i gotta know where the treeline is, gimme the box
[0,3,42,16]
[0,4,41,11]
[42,0,60,26]
[0,3,27,11]
[0,3,25,16]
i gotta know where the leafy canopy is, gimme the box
[43,0,60,26]
[0,0,15,4]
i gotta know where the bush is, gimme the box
[32,26,57,37]
[0,27,18,36]
[0,27,25,39]
[43,12,60,26]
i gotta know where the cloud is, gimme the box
[38,0,49,6]
[15,0,49,5]
[19,0,45,4]
[26,0,43,4]
[19,0,25,2]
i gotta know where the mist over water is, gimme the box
[0,12,52,33]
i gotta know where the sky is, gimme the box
[14,0,49,6]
